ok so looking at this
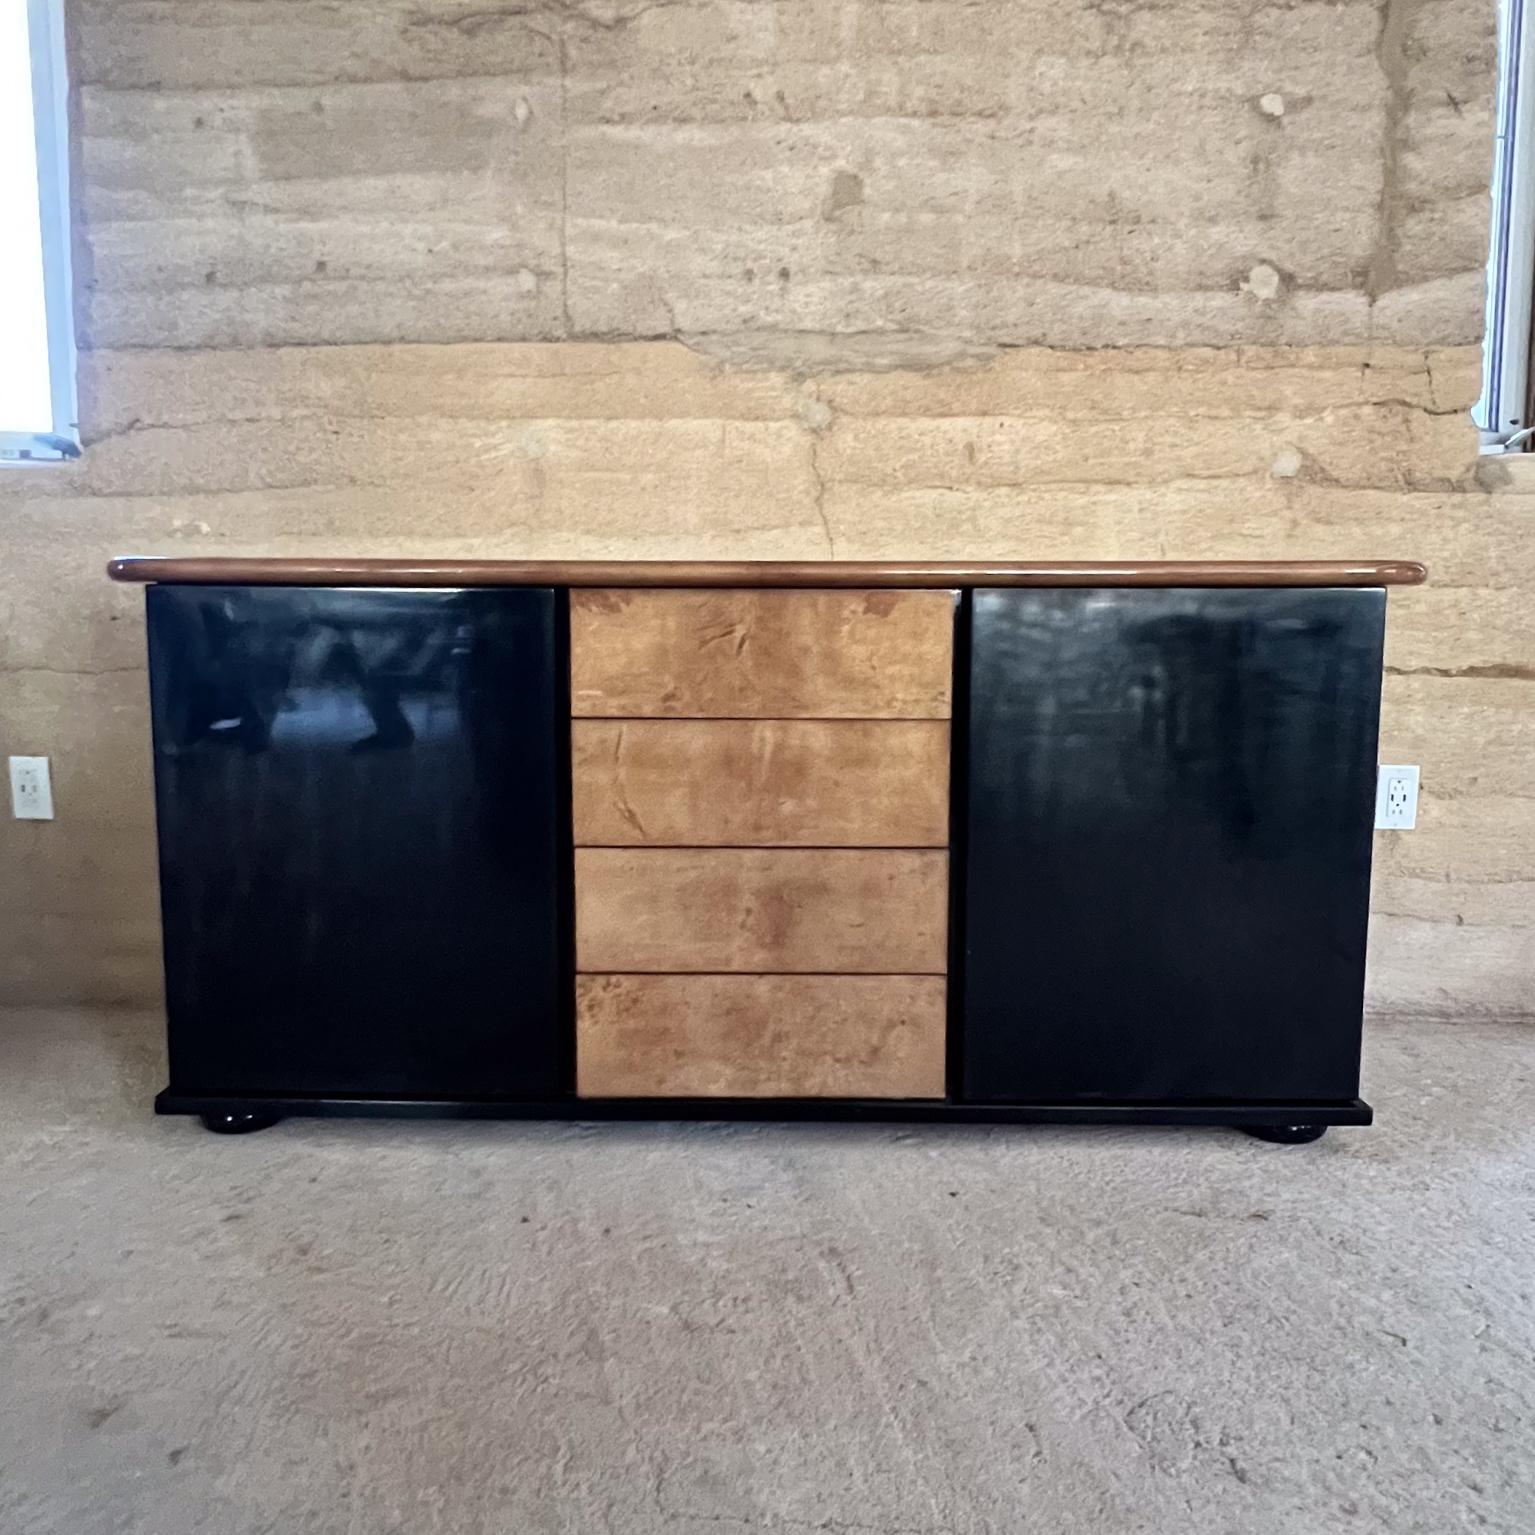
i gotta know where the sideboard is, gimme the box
[108,557,1426,1143]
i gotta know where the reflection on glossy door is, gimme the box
[147,584,566,1098]
[962,587,1385,1104]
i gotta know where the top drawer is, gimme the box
[570,589,956,719]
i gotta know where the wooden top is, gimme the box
[107,557,1427,588]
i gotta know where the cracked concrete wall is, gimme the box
[2,0,1530,1020]
[73,0,1494,355]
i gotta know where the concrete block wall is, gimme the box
[1,0,1529,1020]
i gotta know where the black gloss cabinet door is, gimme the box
[147,585,565,1099]
[962,588,1384,1104]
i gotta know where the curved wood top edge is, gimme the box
[108,557,1428,589]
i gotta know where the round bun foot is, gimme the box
[201,1111,279,1135]
[1244,1123,1327,1145]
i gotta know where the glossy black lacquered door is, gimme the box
[961,587,1385,1104]
[147,585,566,1098]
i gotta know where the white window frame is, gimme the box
[1477,0,1535,451]
[1,0,77,463]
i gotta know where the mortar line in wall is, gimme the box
[73,337,1479,378]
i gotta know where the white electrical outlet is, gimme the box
[1375,764,1419,830]
[9,756,55,820]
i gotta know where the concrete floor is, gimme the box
[1,1009,1531,1535]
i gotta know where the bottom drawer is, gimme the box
[576,974,947,1099]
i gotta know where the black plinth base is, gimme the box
[162,1090,1371,1134]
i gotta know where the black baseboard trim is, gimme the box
[154,1089,1373,1128]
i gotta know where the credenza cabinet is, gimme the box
[112,558,1424,1142]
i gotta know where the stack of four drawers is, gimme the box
[569,587,957,1099]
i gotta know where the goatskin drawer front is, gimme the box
[575,974,947,1099]
[574,847,949,975]
[569,588,955,720]
[571,718,950,847]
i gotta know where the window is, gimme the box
[1,0,76,462]
[1477,0,1535,452]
